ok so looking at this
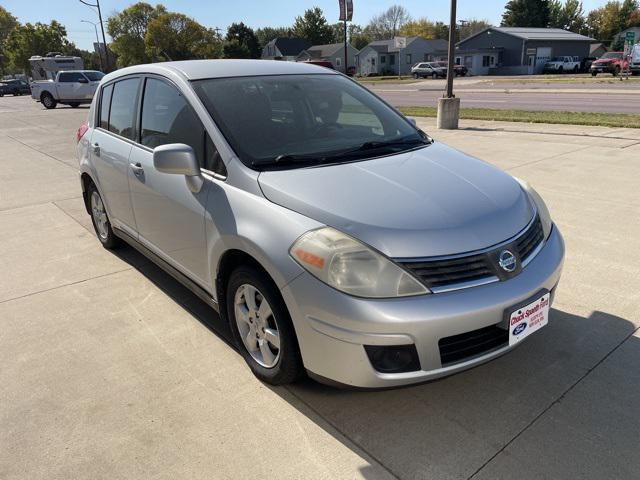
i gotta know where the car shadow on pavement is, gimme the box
[114,244,638,479]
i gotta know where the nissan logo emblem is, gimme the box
[498,250,517,272]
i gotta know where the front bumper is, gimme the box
[281,227,565,388]
[591,64,615,73]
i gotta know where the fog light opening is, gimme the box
[364,345,421,374]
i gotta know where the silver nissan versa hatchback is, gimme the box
[76,60,564,388]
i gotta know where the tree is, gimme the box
[366,5,411,40]
[330,23,365,44]
[255,26,292,48]
[583,1,637,43]
[292,7,334,45]
[145,13,220,61]
[549,0,586,31]
[0,6,19,74]
[222,39,251,58]
[225,22,260,58]
[501,0,552,27]
[458,20,492,41]
[5,21,75,73]
[107,2,167,67]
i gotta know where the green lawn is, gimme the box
[397,106,640,129]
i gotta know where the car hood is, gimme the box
[258,143,535,258]
[594,59,613,64]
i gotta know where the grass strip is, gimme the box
[397,106,640,129]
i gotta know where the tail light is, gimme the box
[76,122,88,143]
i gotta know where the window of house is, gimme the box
[380,55,386,64]
[389,54,395,64]
[406,54,412,64]
[455,57,461,65]
[482,55,495,67]
[140,78,225,176]
[336,57,342,66]
[108,78,140,140]
[371,58,376,66]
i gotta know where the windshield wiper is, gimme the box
[253,154,325,169]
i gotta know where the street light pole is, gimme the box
[81,20,103,71]
[79,0,111,71]
[437,0,460,129]
[445,0,457,99]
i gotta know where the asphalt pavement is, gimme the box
[366,76,640,113]
[1,95,640,479]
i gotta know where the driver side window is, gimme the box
[140,78,227,177]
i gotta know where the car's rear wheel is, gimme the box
[88,182,121,249]
[413,73,419,79]
[573,66,579,73]
[41,92,57,109]
[591,72,597,77]
[227,266,303,385]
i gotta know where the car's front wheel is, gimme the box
[227,266,303,385]
[88,182,121,249]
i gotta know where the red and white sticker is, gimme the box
[509,293,550,346]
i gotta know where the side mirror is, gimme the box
[407,117,417,126]
[153,143,203,192]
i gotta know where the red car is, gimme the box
[590,52,629,76]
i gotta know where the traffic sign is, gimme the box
[626,31,635,44]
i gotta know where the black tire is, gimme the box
[432,72,437,79]
[87,182,121,249]
[558,66,563,74]
[69,102,80,108]
[227,266,303,385]
[41,92,57,109]
[0,93,3,97]
[591,72,597,77]
[573,66,579,73]
[613,66,620,77]
[413,73,419,79]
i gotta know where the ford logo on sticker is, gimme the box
[513,323,527,336]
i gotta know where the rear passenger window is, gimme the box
[59,72,85,82]
[141,78,225,176]
[99,84,113,130]
[109,78,140,140]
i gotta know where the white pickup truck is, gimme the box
[31,70,104,109]
[542,56,580,74]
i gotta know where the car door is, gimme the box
[57,72,83,100]
[128,76,219,289]
[90,78,141,235]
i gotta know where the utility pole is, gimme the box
[437,0,460,129]
[339,0,353,74]
[79,0,111,71]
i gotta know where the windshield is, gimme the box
[193,74,428,169]
[602,53,623,59]
[84,71,105,81]
[549,57,564,62]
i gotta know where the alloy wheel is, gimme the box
[234,284,281,368]
[90,191,109,240]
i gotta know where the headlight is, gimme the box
[516,179,553,240]
[290,227,429,298]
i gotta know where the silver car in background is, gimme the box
[76,60,564,388]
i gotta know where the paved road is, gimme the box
[367,79,640,113]
[1,95,640,480]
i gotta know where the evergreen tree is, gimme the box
[501,0,552,27]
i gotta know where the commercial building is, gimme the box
[456,27,595,75]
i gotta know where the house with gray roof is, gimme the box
[456,27,595,75]
[296,43,359,73]
[356,37,448,76]
[261,38,312,61]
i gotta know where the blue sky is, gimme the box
[4,0,609,50]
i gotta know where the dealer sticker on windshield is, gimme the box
[508,293,550,346]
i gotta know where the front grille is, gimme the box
[399,214,545,292]
[439,325,508,366]
[516,216,544,260]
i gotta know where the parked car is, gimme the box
[542,56,581,74]
[0,79,31,97]
[411,62,446,78]
[590,52,628,76]
[77,60,564,388]
[31,70,104,109]
[630,44,640,76]
[435,61,468,77]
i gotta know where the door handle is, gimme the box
[130,162,144,176]
[92,143,100,156]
